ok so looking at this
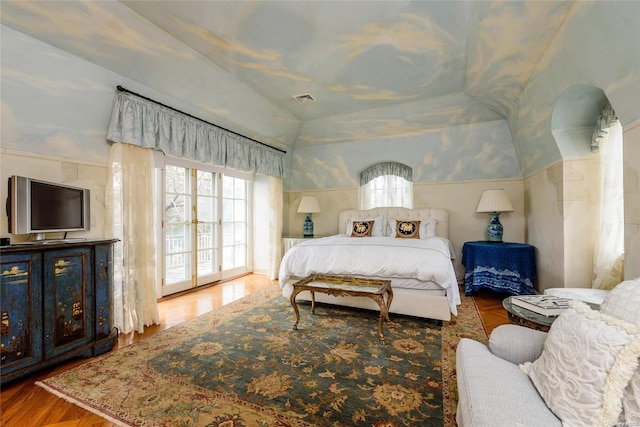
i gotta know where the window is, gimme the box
[161,158,252,296]
[222,175,248,273]
[359,162,413,209]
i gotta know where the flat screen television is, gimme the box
[7,175,90,238]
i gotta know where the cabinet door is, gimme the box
[43,247,94,358]
[0,252,43,375]
[94,243,112,340]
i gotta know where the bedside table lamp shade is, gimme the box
[476,189,513,242]
[298,196,321,237]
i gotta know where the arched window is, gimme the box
[359,162,413,209]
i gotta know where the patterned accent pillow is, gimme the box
[346,216,385,236]
[395,220,420,239]
[520,301,640,426]
[350,220,374,237]
[386,218,436,239]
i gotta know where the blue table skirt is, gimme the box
[462,241,536,296]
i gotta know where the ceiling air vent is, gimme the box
[292,93,317,104]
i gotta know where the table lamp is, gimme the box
[298,195,321,237]
[476,189,513,242]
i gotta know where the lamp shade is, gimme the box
[476,189,513,213]
[297,196,321,213]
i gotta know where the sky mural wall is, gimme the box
[1,1,639,192]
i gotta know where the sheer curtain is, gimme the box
[105,142,160,334]
[268,176,283,280]
[593,118,624,290]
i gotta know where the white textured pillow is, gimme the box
[599,278,640,325]
[520,301,640,426]
[600,279,640,423]
[420,219,437,238]
[621,372,640,423]
[386,218,437,239]
[346,215,384,237]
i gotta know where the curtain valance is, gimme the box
[360,162,413,185]
[106,91,286,178]
[591,102,618,153]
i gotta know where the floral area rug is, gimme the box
[37,286,487,427]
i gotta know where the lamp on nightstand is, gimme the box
[298,196,321,237]
[476,189,513,242]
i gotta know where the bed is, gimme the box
[278,207,461,322]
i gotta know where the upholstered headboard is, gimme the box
[338,207,449,239]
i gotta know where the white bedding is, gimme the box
[278,235,461,315]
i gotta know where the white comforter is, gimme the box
[279,235,460,314]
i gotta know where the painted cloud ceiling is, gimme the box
[0,0,573,149]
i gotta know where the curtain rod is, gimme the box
[116,85,286,154]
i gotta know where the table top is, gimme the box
[503,296,556,328]
[503,296,601,329]
[292,275,391,295]
[463,241,534,250]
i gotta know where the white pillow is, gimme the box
[346,215,384,237]
[520,301,640,426]
[599,278,640,423]
[599,278,640,326]
[421,219,437,238]
[386,218,437,239]
[621,372,640,424]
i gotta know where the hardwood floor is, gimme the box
[0,275,509,427]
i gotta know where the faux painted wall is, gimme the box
[286,120,522,191]
[514,1,640,290]
[512,1,640,177]
[0,151,107,243]
[1,1,639,289]
[623,121,640,280]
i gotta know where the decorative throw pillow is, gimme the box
[599,278,640,422]
[394,220,420,239]
[420,219,437,238]
[621,372,640,423]
[599,279,640,326]
[386,218,436,239]
[346,216,384,236]
[350,220,374,237]
[520,301,640,426]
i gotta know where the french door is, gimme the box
[162,161,251,296]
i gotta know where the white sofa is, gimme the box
[456,279,640,426]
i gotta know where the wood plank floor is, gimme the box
[0,274,509,427]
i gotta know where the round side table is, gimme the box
[502,297,555,332]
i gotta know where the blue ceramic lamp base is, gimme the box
[303,213,314,237]
[486,212,504,242]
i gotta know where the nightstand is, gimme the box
[282,236,325,257]
[462,241,536,296]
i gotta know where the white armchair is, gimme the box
[456,278,640,426]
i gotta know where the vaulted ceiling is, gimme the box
[1,1,575,150]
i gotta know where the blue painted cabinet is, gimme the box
[0,239,117,384]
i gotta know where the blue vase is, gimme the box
[303,213,314,237]
[487,212,503,242]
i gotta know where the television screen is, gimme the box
[30,181,85,230]
[7,175,90,236]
